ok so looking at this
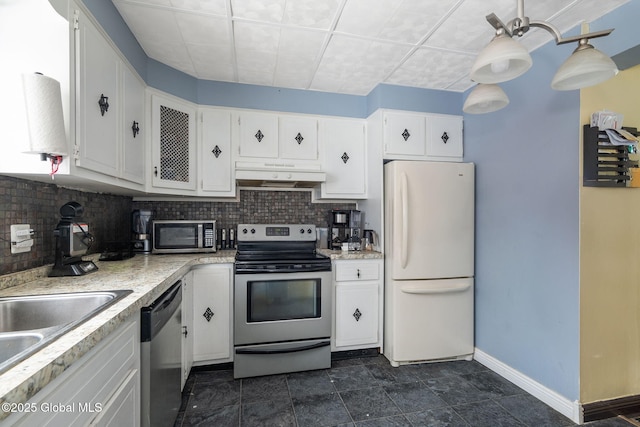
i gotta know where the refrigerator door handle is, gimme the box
[400,282,472,295]
[400,172,409,268]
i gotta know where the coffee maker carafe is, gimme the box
[132,209,152,253]
[329,209,362,250]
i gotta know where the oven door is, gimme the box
[234,270,332,346]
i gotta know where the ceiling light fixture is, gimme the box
[465,0,618,114]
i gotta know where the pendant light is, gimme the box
[551,39,619,91]
[466,0,617,110]
[463,84,509,114]
[470,31,532,84]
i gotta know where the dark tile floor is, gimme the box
[174,355,634,427]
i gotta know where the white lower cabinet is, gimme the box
[191,264,233,364]
[5,316,140,427]
[332,259,383,351]
[181,271,194,390]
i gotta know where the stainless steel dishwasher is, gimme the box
[141,280,182,427]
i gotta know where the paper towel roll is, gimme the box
[21,72,68,156]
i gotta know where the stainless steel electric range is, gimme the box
[233,224,332,379]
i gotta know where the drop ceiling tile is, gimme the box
[387,48,474,90]
[377,0,462,44]
[113,2,182,47]
[274,28,326,88]
[174,12,229,45]
[335,0,403,39]
[114,0,172,7]
[170,0,227,15]
[187,43,235,81]
[233,21,281,53]
[281,0,342,30]
[231,0,285,23]
[236,49,277,86]
[425,0,517,52]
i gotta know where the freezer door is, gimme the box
[385,161,474,280]
[384,278,474,364]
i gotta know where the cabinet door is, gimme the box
[384,111,426,157]
[200,109,235,195]
[320,118,366,198]
[121,65,145,184]
[278,115,318,160]
[335,282,379,348]
[237,112,278,159]
[89,370,138,427]
[427,114,463,159]
[181,272,193,390]
[75,11,119,176]
[151,95,196,190]
[192,265,232,362]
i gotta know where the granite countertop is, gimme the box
[0,248,382,419]
[0,250,235,419]
[319,249,384,260]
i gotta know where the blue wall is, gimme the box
[463,0,640,401]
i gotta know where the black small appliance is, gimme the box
[49,201,98,277]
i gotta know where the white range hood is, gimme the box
[235,161,326,188]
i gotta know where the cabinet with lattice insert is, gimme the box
[583,124,638,187]
[151,95,196,191]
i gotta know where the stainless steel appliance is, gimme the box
[49,201,98,277]
[384,161,474,366]
[151,220,216,254]
[132,209,153,253]
[141,280,182,427]
[329,209,362,250]
[234,224,332,379]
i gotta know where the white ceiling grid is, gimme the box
[111,0,629,95]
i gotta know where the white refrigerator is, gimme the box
[383,160,474,366]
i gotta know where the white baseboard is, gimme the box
[473,348,582,424]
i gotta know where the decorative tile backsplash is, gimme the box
[132,189,356,230]
[0,175,356,275]
[0,175,132,275]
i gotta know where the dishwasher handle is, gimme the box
[141,280,182,342]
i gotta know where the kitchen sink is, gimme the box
[0,290,132,374]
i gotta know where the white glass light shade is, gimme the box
[551,44,619,91]
[463,84,509,114]
[470,34,533,84]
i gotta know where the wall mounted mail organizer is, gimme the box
[583,124,639,187]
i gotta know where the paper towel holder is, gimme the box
[22,72,68,159]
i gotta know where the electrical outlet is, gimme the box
[10,224,34,254]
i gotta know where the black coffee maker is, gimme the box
[49,202,98,277]
[329,209,362,250]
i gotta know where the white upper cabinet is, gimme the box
[319,118,367,199]
[121,64,145,183]
[237,111,278,159]
[150,94,196,191]
[75,9,119,177]
[278,115,318,160]
[74,8,146,184]
[236,111,319,162]
[200,108,235,196]
[383,111,426,157]
[378,110,463,162]
[427,114,463,159]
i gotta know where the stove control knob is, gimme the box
[250,228,256,234]
[299,228,305,234]
[242,228,248,234]
[307,228,312,234]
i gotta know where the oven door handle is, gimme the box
[236,340,330,355]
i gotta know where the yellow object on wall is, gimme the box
[580,64,640,404]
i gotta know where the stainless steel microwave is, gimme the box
[151,220,216,254]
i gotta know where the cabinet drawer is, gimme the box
[335,262,379,282]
